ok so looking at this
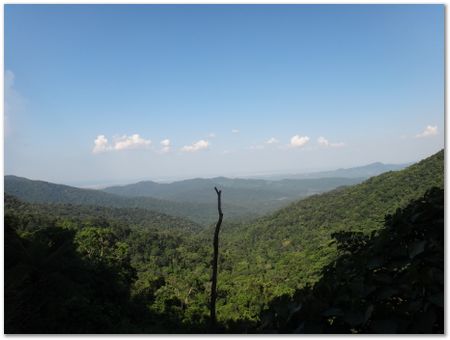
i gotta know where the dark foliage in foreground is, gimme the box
[4,187,444,334]
[259,187,444,334]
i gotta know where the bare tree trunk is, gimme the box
[210,187,223,331]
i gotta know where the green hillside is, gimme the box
[258,187,444,333]
[4,195,211,333]
[215,149,444,322]
[4,193,202,233]
[229,149,443,245]
[103,177,365,212]
[5,175,366,225]
[249,148,443,238]
[4,176,256,225]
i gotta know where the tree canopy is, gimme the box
[4,149,444,333]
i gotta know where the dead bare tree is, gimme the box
[210,186,223,330]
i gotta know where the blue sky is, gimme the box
[4,5,444,185]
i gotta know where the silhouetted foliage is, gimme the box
[258,187,444,334]
[5,224,136,333]
[4,216,203,333]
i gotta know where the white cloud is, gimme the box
[181,139,209,152]
[92,135,110,153]
[416,125,438,138]
[248,145,264,150]
[160,139,170,147]
[318,136,345,148]
[266,137,279,144]
[92,133,151,153]
[232,129,240,133]
[318,136,329,146]
[160,139,171,153]
[208,133,216,138]
[114,134,151,150]
[290,135,310,148]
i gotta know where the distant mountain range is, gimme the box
[3,160,412,226]
[219,149,444,301]
[102,176,364,205]
[248,161,411,180]
[100,161,410,210]
[4,175,363,226]
[237,151,443,243]
[4,175,246,225]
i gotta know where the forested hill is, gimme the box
[258,187,444,333]
[214,149,444,322]
[262,148,443,234]
[4,175,367,226]
[102,177,364,207]
[4,193,202,232]
[237,148,444,242]
[4,176,255,225]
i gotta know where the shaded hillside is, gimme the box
[4,176,256,225]
[4,213,205,333]
[4,194,212,333]
[258,187,443,333]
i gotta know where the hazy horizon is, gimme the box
[5,151,429,188]
[4,5,444,185]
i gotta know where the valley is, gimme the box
[4,150,444,333]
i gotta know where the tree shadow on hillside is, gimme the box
[4,218,202,334]
[256,187,444,334]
